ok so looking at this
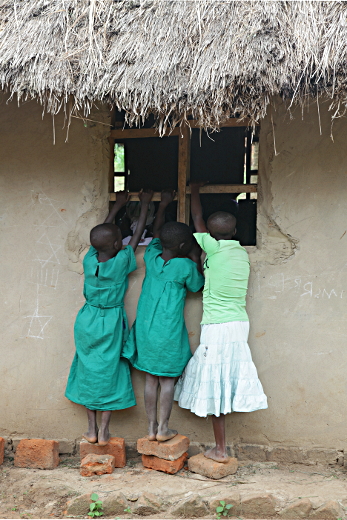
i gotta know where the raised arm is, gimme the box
[129,190,154,251]
[153,190,176,238]
[190,182,208,233]
[104,191,129,223]
[187,237,203,274]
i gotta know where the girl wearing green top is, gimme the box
[175,183,268,464]
[65,190,153,446]
[123,190,204,442]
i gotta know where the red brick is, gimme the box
[14,439,59,469]
[141,452,188,474]
[80,453,115,477]
[0,437,4,465]
[188,453,238,479]
[137,434,190,461]
[79,437,126,468]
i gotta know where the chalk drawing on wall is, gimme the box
[32,192,67,227]
[24,190,67,339]
[33,232,61,268]
[29,265,60,289]
[25,286,53,340]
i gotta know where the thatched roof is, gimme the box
[1,0,347,131]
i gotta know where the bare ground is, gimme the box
[1,455,347,519]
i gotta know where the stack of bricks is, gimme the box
[79,437,126,475]
[137,434,189,474]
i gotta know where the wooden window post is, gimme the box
[108,136,115,193]
[177,126,191,223]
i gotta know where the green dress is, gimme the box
[65,245,137,411]
[123,239,204,377]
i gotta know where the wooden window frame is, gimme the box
[109,119,258,224]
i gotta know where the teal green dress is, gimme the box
[123,239,204,377]
[65,245,137,411]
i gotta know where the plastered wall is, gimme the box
[1,96,347,450]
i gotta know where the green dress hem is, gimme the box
[65,393,136,411]
[132,363,183,378]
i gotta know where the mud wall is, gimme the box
[1,96,346,451]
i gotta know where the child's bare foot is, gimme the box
[204,447,229,463]
[98,428,110,446]
[82,428,98,444]
[147,422,158,441]
[156,428,178,442]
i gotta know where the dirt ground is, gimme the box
[1,455,347,519]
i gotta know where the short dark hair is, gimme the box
[160,222,193,250]
[90,223,121,251]
[207,211,236,238]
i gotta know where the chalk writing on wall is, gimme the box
[252,271,345,301]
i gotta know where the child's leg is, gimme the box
[156,376,177,442]
[204,414,229,463]
[98,411,112,446]
[83,408,98,443]
[144,373,159,440]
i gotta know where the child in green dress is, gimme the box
[123,190,204,441]
[65,189,153,446]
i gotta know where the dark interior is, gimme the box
[113,116,257,246]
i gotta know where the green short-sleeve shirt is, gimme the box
[194,233,250,324]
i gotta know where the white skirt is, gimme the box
[174,321,268,417]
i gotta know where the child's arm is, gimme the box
[190,182,208,233]
[129,190,154,250]
[104,191,129,223]
[187,237,203,274]
[153,190,176,238]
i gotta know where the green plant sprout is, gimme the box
[88,493,103,518]
[216,501,233,519]
[124,506,132,514]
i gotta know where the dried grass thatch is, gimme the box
[1,0,347,131]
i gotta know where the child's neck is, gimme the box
[97,250,118,263]
[161,247,183,262]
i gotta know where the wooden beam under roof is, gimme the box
[111,117,259,135]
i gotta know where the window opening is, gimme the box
[114,143,126,191]
[109,114,259,246]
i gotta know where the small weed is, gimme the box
[124,506,132,514]
[88,493,103,518]
[11,507,18,511]
[216,501,233,519]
